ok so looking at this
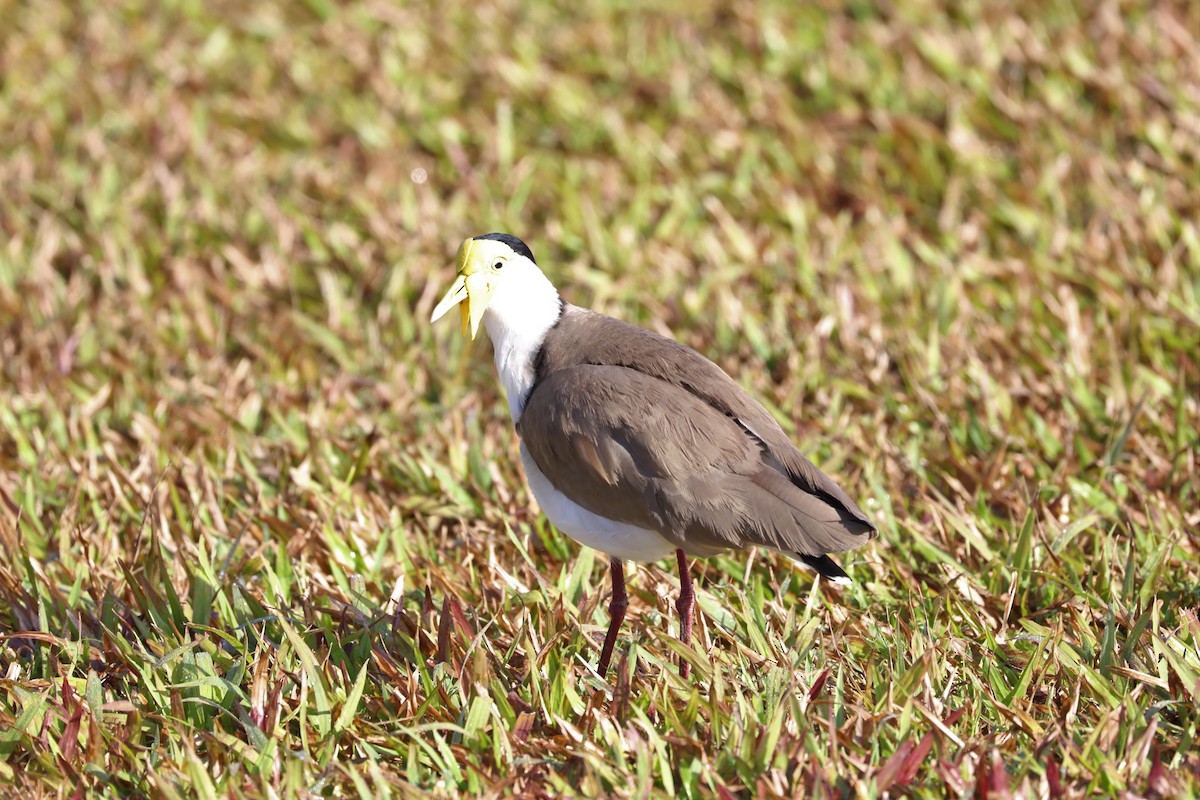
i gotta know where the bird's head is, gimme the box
[430,233,545,340]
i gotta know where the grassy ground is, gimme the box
[1,0,1198,796]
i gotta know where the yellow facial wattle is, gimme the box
[430,238,501,341]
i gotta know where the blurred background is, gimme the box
[0,0,1197,796]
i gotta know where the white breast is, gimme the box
[519,444,676,563]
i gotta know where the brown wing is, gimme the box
[517,364,875,558]
[535,308,878,538]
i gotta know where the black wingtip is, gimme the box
[799,554,853,585]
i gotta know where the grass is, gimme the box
[1,0,1197,796]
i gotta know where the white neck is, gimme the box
[482,262,562,422]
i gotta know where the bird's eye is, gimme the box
[493,260,505,270]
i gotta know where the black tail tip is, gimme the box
[799,554,853,586]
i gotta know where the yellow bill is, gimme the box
[430,273,469,335]
[429,239,495,340]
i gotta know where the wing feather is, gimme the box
[537,309,877,533]
[518,362,873,558]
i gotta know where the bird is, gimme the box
[431,232,877,678]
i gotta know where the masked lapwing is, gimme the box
[431,233,877,678]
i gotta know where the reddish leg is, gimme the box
[596,558,628,676]
[675,548,694,678]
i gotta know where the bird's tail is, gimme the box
[797,553,853,585]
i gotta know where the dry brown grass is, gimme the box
[0,0,1197,796]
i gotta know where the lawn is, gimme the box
[0,0,1197,796]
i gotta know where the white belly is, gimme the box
[519,443,676,563]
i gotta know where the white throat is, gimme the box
[482,263,562,422]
